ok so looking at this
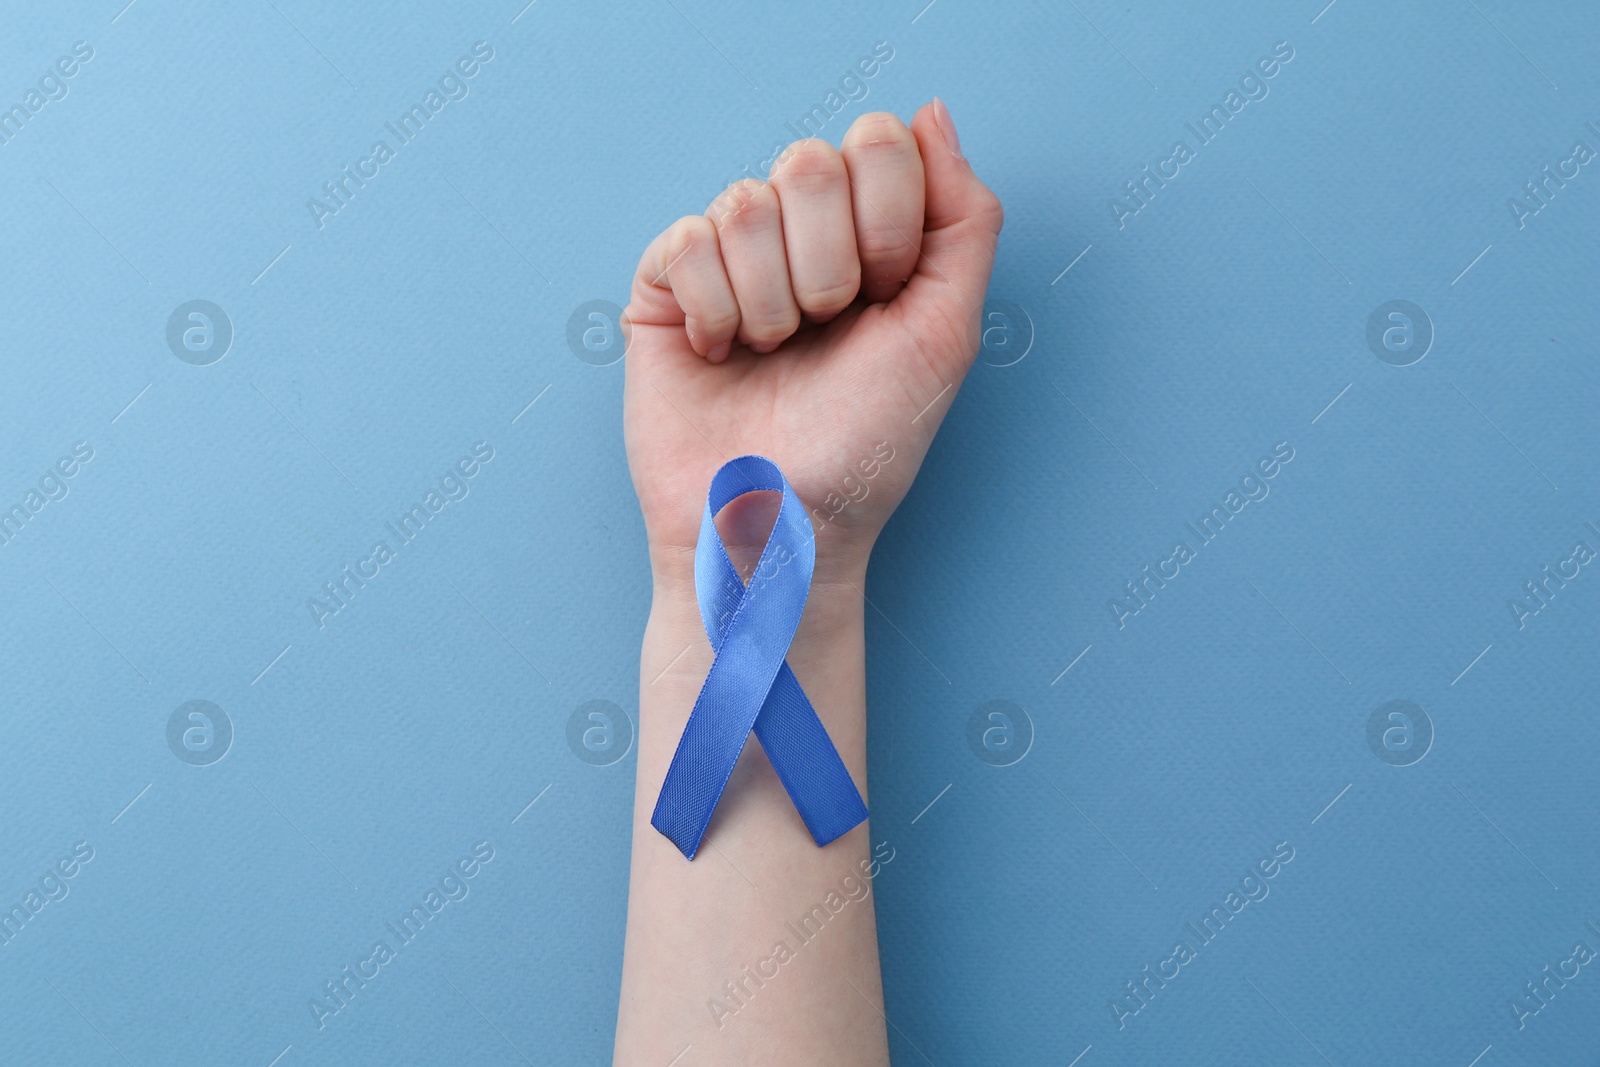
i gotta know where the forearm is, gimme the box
[613,567,890,1066]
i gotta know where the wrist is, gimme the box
[639,549,869,750]
[646,522,875,604]
[644,562,868,668]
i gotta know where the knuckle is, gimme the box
[697,306,740,337]
[797,274,859,315]
[668,214,716,257]
[708,180,774,231]
[774,139,844,187]
[856,223,915,262]
[740,310,799,344]
[843,111,912,149]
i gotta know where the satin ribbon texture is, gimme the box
[651,455,869,860]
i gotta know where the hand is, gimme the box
[622,99,1002,588]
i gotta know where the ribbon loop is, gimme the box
[651,456,869,859]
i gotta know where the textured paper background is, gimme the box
[1,0,1595,1063]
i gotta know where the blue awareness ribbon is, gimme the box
[651,455,869,860]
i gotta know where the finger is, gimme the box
[630,215,740,361]
[706,179,801,352]
[894,99,1004,362]
[841,112,924,305]
[768,139,860,321]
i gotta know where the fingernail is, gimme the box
[933,97,963,159]
[708,340,731,362]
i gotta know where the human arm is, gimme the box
[613,100,1002,1066]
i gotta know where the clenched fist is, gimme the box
[622,99,1003,585]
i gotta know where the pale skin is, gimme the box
[614,100,1002,1065]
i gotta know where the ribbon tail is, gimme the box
[650,665,765,859]
[751,662,868,847]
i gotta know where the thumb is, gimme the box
[893,98,1004,366]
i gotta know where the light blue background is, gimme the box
[2,0,1596,1063]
